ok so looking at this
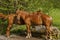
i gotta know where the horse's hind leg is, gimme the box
[6,24,12,38]
[6,17,13,38]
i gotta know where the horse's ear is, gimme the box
[16,9,20,13]
[37,10,43,14]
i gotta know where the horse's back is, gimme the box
[30,12,42,25]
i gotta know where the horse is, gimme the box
[16,9,52,40]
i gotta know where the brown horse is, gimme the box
[0,9,52,40]
[16,9,52,39]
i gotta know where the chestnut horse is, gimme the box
[16,9,52,39]
[0,9,52,40]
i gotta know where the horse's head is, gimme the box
[16,9,22,17]
[16,9,20,14]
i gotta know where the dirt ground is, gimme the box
[0,33,60,40]
[0,34,44,40]
[0,26,60,40]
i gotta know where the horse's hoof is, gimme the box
[26,36,28,39]
[50,36,53,40]
[26,33,32,39]
[26,36,30,39]
[45,38,52,40]
[26,35,32,39]
[7,36,10,38]
[45,37,48,40]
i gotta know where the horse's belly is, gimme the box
[31,19,42,25]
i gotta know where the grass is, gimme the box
[49,8,60,30]
[11,24,26,31]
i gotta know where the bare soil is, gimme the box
[0,32,60,40]
[0,35,44,40]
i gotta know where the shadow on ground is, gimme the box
[0,30,46,40]
[11,29,46,38]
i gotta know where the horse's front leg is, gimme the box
[25,18,31,39]
[6,17,13,38]
[26,24,31,39]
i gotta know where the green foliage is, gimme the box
[0,0,60,13]
[49,8,60,29]
[0,20,8,34]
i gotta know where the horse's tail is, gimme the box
[50,17,53,27]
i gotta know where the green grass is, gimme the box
[11,24,26,31]
[49,8,60,29]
